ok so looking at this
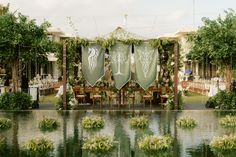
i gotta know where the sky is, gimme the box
[2,0,236,38]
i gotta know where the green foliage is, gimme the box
[176,116,198,128]
[95,37,116,50]
[24,138,54,153]
[0,136,6,150]
[164,90,184,110]
[178,91,184,110]
[188,9,236,67]
[56,92,72,110]
[0,11,55,64]
[138,135,173,156]
[0,92,12,109]
[129,116,149,129]
[81,116,105,130]
[149,39,162,49]
[219,115,236,128]
[0,6,57,91]
[0,92,32,110]
[39,118,60,132]
[121,38,142,46]
[0,118,12,131]
[206,90,236,110]
[11,92,32,110]
[165,94,174,110]
[82,134,115,155]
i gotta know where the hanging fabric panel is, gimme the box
[82,43,105,86]
[134,42,158,90]
[110,42,131,90]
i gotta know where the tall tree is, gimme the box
[188,9,236,90]
[0,5,55,92]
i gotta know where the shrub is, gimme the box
[129,116,149,129]
[24,138,54,153]
[11,92,32,110]
[0,118,12,131]
[176,116,197,128]
[210,135,236,152]
[0,92,32,110]
[39,118,60,132]
[219,115,236,128]
[82,135,114,155]
[138,135,173,156]
[206,90,236,110]
[56,92,72,110]
[81,116,104,130]
[0,93,12,109]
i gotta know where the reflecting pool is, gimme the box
[0,110,235,157]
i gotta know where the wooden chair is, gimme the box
[142,90,153,108]
[108,91,119,108]
[74,87,86,104]
[125,89,135,108]
[127,93,135,108]
[92,87,103,108]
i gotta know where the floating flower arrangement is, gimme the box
[129,116,149,129]
[39,117,60,132]
[82,134,115,155]
[24,138,54,153]
[81,115,105,130]
[219,115,236,128]
[176,116,197,128]
[138,135,173,156]
[210,134,236,154]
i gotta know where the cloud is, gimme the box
[167,10,186,21]
[2,0,236,38]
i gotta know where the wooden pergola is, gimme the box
[61,27,180,110]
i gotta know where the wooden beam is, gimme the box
[63,43,67,110]
[174,42,179,110]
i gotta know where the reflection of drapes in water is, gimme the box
[186,142,214,157]
[12,113,19,157]
[58,111,84,157]
[160,111,171,135]
[114,118,131,157]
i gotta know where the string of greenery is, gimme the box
[65,37,175,50]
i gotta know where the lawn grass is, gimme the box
[39,94,59,105]
[183,92,209,105]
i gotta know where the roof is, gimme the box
[100,27,145,40]
[47,27,65,35]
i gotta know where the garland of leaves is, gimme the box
[94,37,116,50]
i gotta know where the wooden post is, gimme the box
[174,42,179,110]
[63,43,67,110]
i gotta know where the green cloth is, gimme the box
[110,42,131,90]
[134,42,158,90]
[82,44,105,86]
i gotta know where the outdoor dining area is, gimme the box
[55,27,179,109]
[72,83,171,109]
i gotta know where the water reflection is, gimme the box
[0,110,235,157]
[186,142,214,157]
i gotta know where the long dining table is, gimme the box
[73,85,166,107]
